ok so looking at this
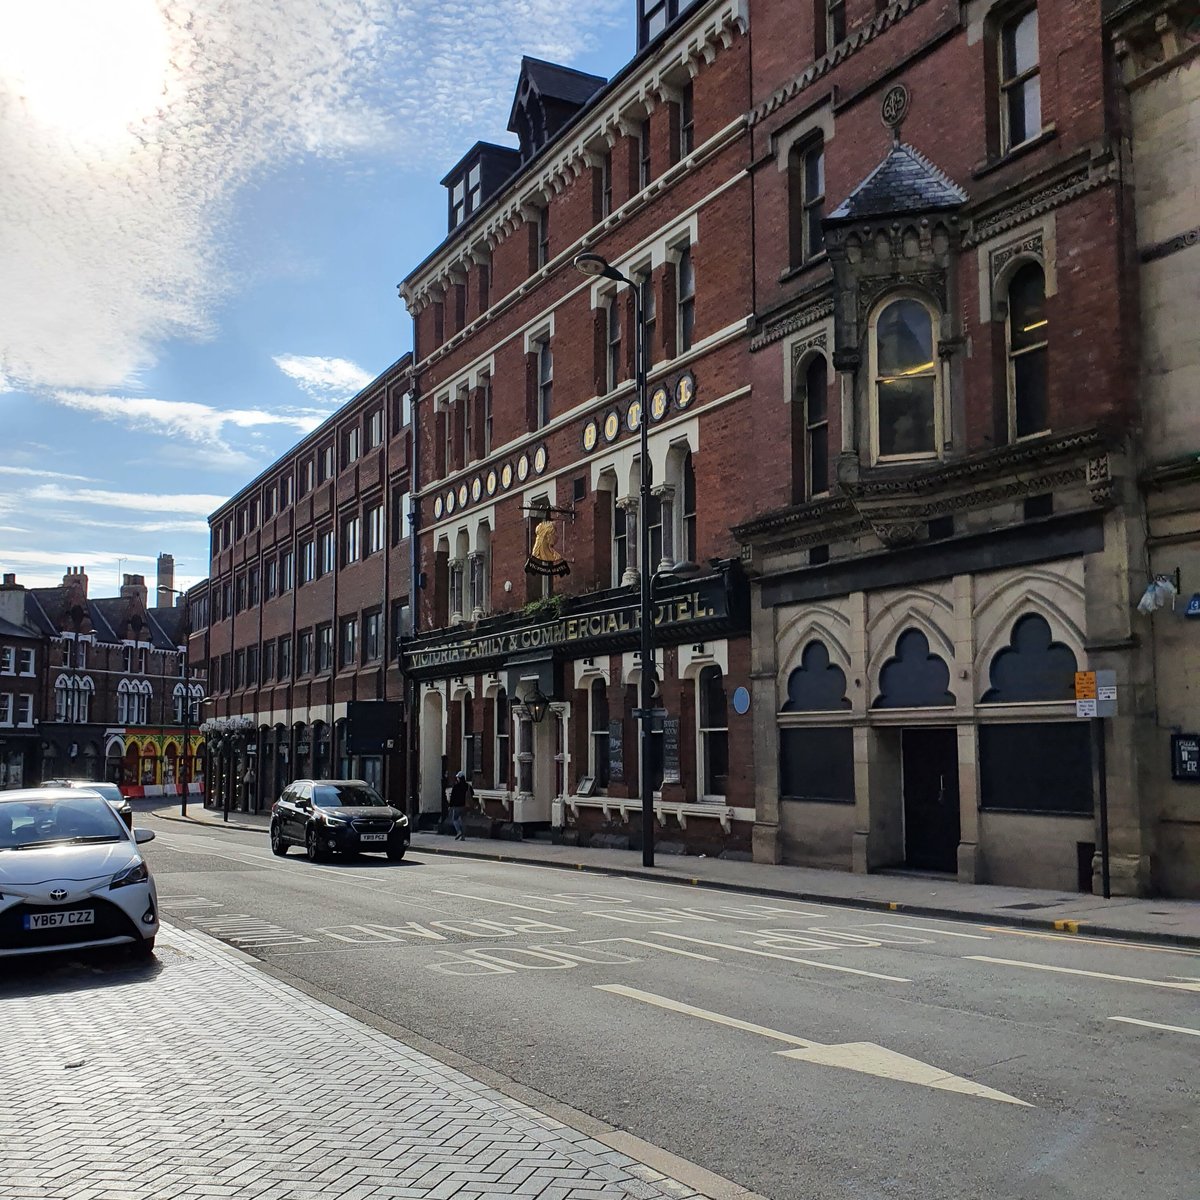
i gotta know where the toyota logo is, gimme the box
[49,889,68,902]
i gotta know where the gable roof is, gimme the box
[827,142,967,223]
[506,57,608,132]
[0,615,36,640]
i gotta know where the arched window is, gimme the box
[698,666,729,798]
[792,355,830,501]
[871,297,939,462]
[117,679,132,725]
[1007,262,1048,439]
[78,677,93,724]
[173,683,187,724]
[54,677,71,722]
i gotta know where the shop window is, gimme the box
[871,297,939,462]
[1007,262,1049,440]
[590,679,610,789]
[980,722,1092,814]
[779,727,855,802]
[698,666,728,798]
[495,688,511,789]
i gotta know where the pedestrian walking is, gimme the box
[448,771,473,840]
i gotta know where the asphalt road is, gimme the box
[141,818,1198,1200]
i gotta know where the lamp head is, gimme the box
[525,686,551,724]
[574,253,625,283]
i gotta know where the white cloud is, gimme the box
[0,0,623,395]
[0,465,95,481]
[272,354,374,402]
[27,484,225,516]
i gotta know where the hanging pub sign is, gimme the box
[525,510,571,577]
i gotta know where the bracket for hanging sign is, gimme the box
[521,505,576,520]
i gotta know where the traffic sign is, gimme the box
[1074,672,1096,700]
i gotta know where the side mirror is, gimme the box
[133,828,156,845]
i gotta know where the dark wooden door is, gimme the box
[902,728,960,872]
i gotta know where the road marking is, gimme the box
[595,984,1030,1106]
[583,937,721,962]
[1109,1016,1200,1038]
[1053,919,1082,933]
[434,890,562,914]
[968,955,1200,992]
[657,932,911,982]
[860,922,992,941]
[982,927,1200,957]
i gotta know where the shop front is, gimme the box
[404,562,754,855]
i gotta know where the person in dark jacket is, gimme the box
[448,771,473,840]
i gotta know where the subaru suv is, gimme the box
[270,780,410,863]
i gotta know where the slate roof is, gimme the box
[22,587,182,649]
[0,615,37,640]
[507,57,607,134]
[827,142,968,223]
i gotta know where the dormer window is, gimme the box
[639,0,697,46]
[450,163,482,229]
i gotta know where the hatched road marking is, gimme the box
[595,984,1031,1107]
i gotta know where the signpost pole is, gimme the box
[1092,717,1111,900]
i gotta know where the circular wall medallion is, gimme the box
[486,470,498,496]
[457,483,469,507]
[500,462,513,489]
[533,445,548,475]
[471,477,482,502]
[433,496,444,519]
[516,453,530,482]
[650,385,670,422]
[602,409,621,443]
[732,686,751,716]
[582,419,599,453]
[445,490,456,514]
[880,83,910,131]
[675,372,696,410]
[626,399,643,432]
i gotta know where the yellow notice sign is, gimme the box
[1074,672,1097,700]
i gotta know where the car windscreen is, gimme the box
[311,784,387,808]
[0,796,127,850]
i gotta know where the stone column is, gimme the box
[653,484,675,571]
[750,588,782,864]
[617,496,639,587]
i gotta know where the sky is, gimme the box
[0,0,633,599]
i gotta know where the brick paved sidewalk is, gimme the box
[0,925,734,1200]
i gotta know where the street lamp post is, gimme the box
[574,252,659,866]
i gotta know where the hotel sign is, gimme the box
[405,581,733,675]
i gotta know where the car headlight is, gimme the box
[322,813,351,826]
[395,814,409,827]
[111,860,150,889]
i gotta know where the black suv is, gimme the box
[270,780,410,862]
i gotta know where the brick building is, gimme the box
[732,0,1172,895]
[197,355,415,813]
[4,560,205,790]
[400,1,760,851]
[0,573,43,789]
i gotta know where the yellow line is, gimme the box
[1053,919,1081,933]
[981,927,1200,957]
[888,902,899,911]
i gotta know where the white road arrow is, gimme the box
[595,984,1032,1107]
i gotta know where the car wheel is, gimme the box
[270,824,289,856]
[386,846,406,862]
[305,827,325,863]
[131,936,156,959]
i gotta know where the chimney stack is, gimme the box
[62,565,89,599]
[157,552,176,604]
[120,573,148,606]
[0,572,25,627]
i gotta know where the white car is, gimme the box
[0,788,159,958]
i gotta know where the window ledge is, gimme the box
[779,254,829,284]
[972,125,1057,180]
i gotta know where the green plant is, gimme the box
[521,593,566,620]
